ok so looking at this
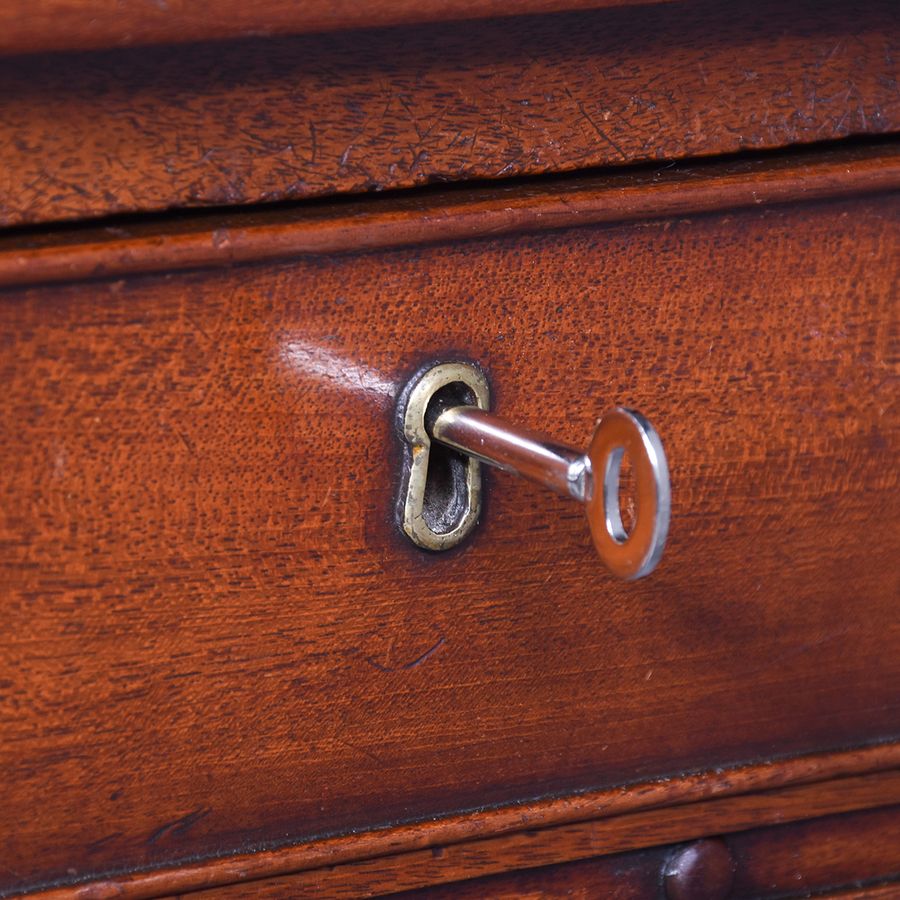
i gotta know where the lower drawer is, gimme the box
[391,807,900,900]
[0,186,898,893]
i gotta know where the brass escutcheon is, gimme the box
[396,361,490,551]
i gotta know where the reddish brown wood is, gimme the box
[123,773,900,898]
[391,846,675,900]
[1,0,897,227]
[0,0,661,56]
[729,805,900,897]
[19,746,900,900]
[25,775,900,899]
[403,875,900,900]
[1,142,897,291]
[389,806,900,900]
[665,839,734,900]
[1,190,897,894]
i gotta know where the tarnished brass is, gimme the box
[396,361,490,551]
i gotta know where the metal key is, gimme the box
[430,404,670,580]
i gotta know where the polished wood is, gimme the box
[22,745,900,899]
[729,805,900,898]
[0,0,661,56]
[1,186,897,894]
[393,846,677,900]
[1,0,897,227]
[388,806,900,900]
[1,142,897,291]
[161,773,900,899]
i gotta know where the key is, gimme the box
[429,405,670,580]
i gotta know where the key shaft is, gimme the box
[430,406,591,502]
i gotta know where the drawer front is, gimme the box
[1,0,898,227]
[1,192,898,892]
[347,805,900,900]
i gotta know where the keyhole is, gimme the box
[421,381,477,536]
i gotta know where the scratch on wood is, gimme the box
[575,99,628,160]
[365,636,446,672]
[335,736,382,764]
[147,808,212,846]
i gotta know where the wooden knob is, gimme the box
[664,838,734,900]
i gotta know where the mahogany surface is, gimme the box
[1,143,897,291]
[142,772,900,899]
[729,805,900,898]
[388,805,900,900]
[1,188,898,894]
[22,746,900,899]
[0,0,660,55]
[1,0,897,227]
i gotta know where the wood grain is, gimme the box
[1,191,897,894]
[1,0,897,227]
[155,774,900,898]
[729,805,900,898]
[390,843,677,900]
[386,806,900,900]
[20,745,900,900]
[1,142,897,291]
[0,0,662,56]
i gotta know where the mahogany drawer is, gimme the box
[162,804,900,897]
[351,805,900,899]
[1,159,898,895]
[1,0,898,228]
